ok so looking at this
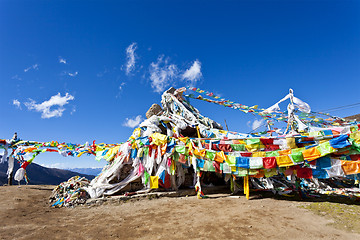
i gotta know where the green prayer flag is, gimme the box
[144,147,149,156]
[204,160,215,172]
[144,171,150,185]
[231,144,245,151]
[226,155,236,166]
[290,151,304,163]
[246,139,260,145]
[175,145,187,155]
[265,151,279,157]
[205,150,216,160]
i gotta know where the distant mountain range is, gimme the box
[66,168,102,176]
[0,161,95,186]
[344,114,360,122]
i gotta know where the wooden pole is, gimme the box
[244,175,249,200]
[224,119,229,131]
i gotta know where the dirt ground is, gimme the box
[0,185,359,240]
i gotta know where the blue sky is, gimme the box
[1,0,359,168]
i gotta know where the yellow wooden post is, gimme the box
[244,175,250,200]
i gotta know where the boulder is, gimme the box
[146,104,163,119]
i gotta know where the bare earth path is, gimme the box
[0,185,359,240]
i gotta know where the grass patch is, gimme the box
[301,201,360,233]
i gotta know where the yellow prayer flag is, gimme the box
[150,176,159,189]
[178,137,189,144]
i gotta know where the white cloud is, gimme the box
[59,57,67,64]
[12,99,21,109]
[11,75,22,81]
[119,82,126,91]
[149,55,178,93]
[123,115,143,128]
[24,93,75,119]
[70,106,76,115]
[250,119,265,130]
[24,64,39,72]
[67,71,78,77]
[125,42,137,75]
[97,68,109,78]
[40,163,66,169]
[116,82,126,98]
[61,71,79,77]
[182,60,202,83]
